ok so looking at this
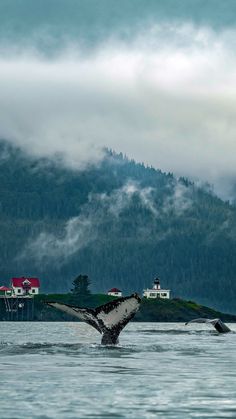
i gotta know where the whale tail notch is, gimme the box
[46,293,141,344]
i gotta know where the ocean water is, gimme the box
[1,322,236,418]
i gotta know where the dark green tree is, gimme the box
[71,274,91,301]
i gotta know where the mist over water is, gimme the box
[1,322,236,418]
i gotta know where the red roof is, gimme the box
[11,277,40,288]
[0,286,11,291]
[108,288,121,293]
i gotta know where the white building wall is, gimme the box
[108,291,122,297]
[30,287,39,295]
[12,287,39,296]
[143,289,170,299]
[13,287,23,295]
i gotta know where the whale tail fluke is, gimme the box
[185,318,231,333]
[46,293,141,344]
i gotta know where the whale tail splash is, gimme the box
[46,293,141,344]
[185,318,231,333]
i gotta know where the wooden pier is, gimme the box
[0,296,35,321]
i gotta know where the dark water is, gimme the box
[1,322,236,418]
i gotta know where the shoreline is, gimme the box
[1,293,236,323]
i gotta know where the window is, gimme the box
[31,289,36,294]
[161,293,167,297]
[17,289,21,294]
[149,293,157,297]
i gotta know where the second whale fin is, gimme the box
[185,318,231,333]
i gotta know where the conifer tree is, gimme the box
[71,274,91,300]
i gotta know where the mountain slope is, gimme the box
[0,140,236,312]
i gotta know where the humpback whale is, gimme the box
[185,318,231,333]
[46,293,141,344]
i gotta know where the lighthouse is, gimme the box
[153,278,161,290]
[143,277,171,299]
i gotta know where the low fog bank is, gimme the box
[1,24,236,199]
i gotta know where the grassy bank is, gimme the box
[32,294,236,323]
[1,294,235,322]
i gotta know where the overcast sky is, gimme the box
[1,0,236,199]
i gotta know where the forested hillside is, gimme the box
[0,140,236,312]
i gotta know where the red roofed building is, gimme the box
[107,287,122,297]
[0,286,12,296]
[11,277,40,296]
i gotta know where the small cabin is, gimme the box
[11,277,40,296]
[108,288,122,297]
[0,286,12,296]
[143,278,171,299]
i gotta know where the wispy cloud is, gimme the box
[163,182,193,216]
[19,179,192,265]
[96,181,159,218]
[1,24,236,196]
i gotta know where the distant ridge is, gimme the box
[0,140,236,312]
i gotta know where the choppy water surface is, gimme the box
[1,322,236,418]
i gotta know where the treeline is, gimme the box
[0,140,236,312]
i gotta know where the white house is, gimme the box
[11,277,40,296]
[143,278,171,299]
[108,288,122,297]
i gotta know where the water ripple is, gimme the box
[0,322,236,419]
